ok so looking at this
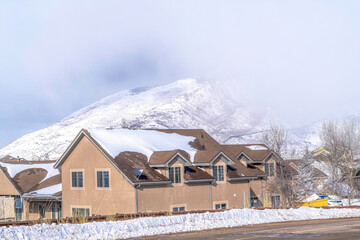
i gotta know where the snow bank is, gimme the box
[2,207,360,240]
[89,128,197,162]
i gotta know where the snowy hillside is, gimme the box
[0,78,322,160]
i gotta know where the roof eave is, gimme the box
[21,194,61,201]
[135,181,171,186]
[184,179,214,183]
[227,176,258,181]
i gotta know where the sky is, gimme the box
[0,0,360,148]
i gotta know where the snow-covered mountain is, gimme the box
[0,78,321,160]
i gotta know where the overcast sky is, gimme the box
[0,0,359,148]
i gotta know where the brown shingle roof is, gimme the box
[0,160,61,196]
[227,161,266,179]
[184,166,214,182]
[285,159,327,178]
[114,151,170,183]
[149,150,190,165]
[154,129,221,151]
[223,144,275,162]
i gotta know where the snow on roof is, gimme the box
[245,145,268,151]
[0,162,59,183]
[88,128,198,162]
[29,184,62,195]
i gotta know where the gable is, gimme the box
[61,135,134,189]
[167,154,192,167]
[0,168,20,196]
[210,152,234,166]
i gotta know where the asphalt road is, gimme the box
[140,217,360,240]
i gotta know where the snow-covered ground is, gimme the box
[2,207,360,240]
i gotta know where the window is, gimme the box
[169,166,181,183]
[212,165,224,181]
[72,171,83,188]
[250,197,259,208]
[52,202,56,219]
[72,208,90,218]
[172,206,185,212]
[271,196,281,208]
[265,163,274,176]
[97,171,110,188]
[215,203,227,210]
[39,204,45,219]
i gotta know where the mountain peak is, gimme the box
[0,78,319,160]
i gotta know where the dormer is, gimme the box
[149,150,192,186]
[206,151,235,183]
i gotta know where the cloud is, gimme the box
[0,0,360,147]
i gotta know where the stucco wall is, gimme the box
[61,136,136,217]
[0,170,19,196]
[138,158,211,212]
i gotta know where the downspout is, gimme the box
[248,180,251,208]
[261,178,264,207]
[135,185,139,214]
[209,183,213,210]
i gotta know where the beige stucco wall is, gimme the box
[138,183,211,212]
[250,179,263,207]
[61,136,136,218]
[138,158,212,212]
[0,170,19,196]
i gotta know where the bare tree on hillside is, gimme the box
[262,122,295,207]
[262,122,288,157]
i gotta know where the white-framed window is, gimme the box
[271,195,280,208]
[169,166,181,183]
[212,165,224,181]
[265,163,274,176]
[72,208,90,218]
[172,206,185,212]
[215,203,227,210]
[71,171,83,188]
[97,171,110,188]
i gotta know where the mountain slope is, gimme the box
[0,79,277,160]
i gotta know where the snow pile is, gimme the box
[89,128,197,161]
[2,207,360,240]
[0,162,59,183]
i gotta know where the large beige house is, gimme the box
[54,128,280,218]
[0,128,282,220]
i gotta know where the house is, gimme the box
[0,160,61,221]
[54,128,267,218]
[223,144,282,207]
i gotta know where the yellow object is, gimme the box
[301,198,328,207]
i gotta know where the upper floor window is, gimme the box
[169,166,181,183]
[265,163,274,176]
[97,171,110,188]
[72,171,83,188]
[212,165,224,181]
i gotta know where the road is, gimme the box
[141,217,360,240]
